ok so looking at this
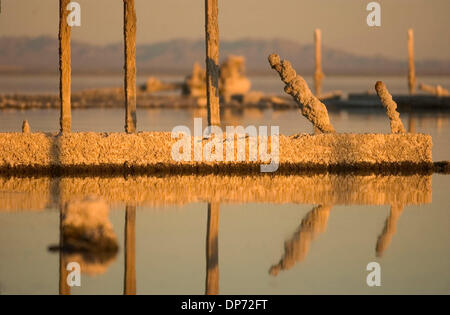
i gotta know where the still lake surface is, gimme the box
[0,74,449,294]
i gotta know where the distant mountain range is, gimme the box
[0,36,449,75]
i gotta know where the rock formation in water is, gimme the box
[219,55,251,98]
[141,76,180,93]
[182,62,207,97]
[62,196,119,253]
[268,53,335,133]
[375,81,406,134]
[419,83,450,97]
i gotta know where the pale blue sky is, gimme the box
[0,0,449,60]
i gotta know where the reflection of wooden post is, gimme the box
[408,29,416,95]
[314,29,324,97]
[59,0,71,133]
[376,204,404,257]
[124,0,137,133]
[205,0,220,126]
[124,205,136,295]
[59,207,71,295]
[205,202,219,295]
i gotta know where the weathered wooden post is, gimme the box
[205,0,220,126]
[124,0,137,133]
[59,0,72,133]
[408,29,416,95]
[205,202,219,295]
[124,205,136,295]
[314,29,324,97]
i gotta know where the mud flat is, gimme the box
[0,132,432,175]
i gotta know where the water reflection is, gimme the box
[205,202,220,295]
[269,204,332,276]
[124,205,136,295]
[375,204,404,257]
[0,173,436,294]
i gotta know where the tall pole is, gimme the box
[205,202,219,295]
[124,205,136,295]
[205,0,220,126]
[314,29,324,97]
[124,0,137,133]
[408,29,416,95]
[59,0,71,133]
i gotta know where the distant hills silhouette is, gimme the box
[0,36,449,75]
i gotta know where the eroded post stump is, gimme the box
[375,81,406,134]
[268,53,335,133]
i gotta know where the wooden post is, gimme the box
[124,0,137,133]
[59,0,71,133]
[124,205,136,295]
[205,202,219,295]
[205,0,220,126]
[314,29,324,97]
[408,29,416,95]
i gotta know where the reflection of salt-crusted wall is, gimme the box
[0,132,432,168]
[0,174,431,211]
[0,177,51,211]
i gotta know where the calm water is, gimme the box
[0,75,449,294]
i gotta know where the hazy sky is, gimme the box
[0,0,449,60]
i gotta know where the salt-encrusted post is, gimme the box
[124,0,137,133]
[408,29,416,95]
[59,0,71,133]
[268,54,335,133]
[375,81,406,133]
[314,29,324,97]
[124,205,136,295]
[205,0,220,126]
[22,120,30,133]
[205,202,219,295]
